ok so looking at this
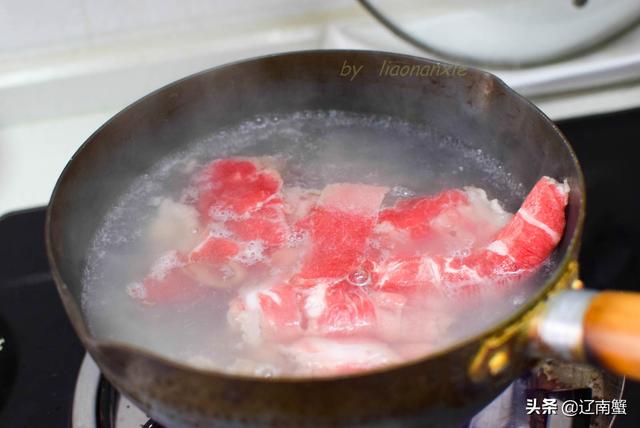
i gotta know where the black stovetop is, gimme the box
[0,208,84,427]
[1,108,640,428]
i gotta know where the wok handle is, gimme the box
[584,291,640,379]
[532,289,640,380]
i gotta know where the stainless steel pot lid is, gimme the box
[358,0,640,67]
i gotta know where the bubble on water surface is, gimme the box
[390,185,415,198]
[347,268,371,287]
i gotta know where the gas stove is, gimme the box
[70,352,622,428]
[1,108,640,428]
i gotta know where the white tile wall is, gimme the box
[1,0,639,216]
[0,0,363,214]
[0,0,89,53]
[0,0,359,127]
[0,0,350,58]
[83,0,192,35]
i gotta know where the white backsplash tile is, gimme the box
[0,0,349,58]
[0,0,89,53]
[82,0,193,36]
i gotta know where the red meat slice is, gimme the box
[295,183,388,280]
[375,177,569,297]
[139,268,202,304]
[134,154,570,372]
[282,187,320,222]
[185,236,248,288]
[425,187,512,254]
[130,236,248,305]
[449,176,569,290]
[127,251,205,305]
[258,284,304,340]
[369,290,407,312]
[225,197,289,247]
[373,187,511,259]
[295,209,374,280]
[189,236,240,264]
[280,337,399,376]
[228,283,304,344]
[378,189,467,238]
[371,290,454,345]
[318,183,389,218]
[485,176,570,271]
[304,280,377,337]
[194,158,282,220]
[374,257,431,295]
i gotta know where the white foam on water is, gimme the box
[233,240,266,266]
[149,250,183,280]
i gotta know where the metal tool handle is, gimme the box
[533,289,640,380]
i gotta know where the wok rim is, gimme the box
[45,48,586,385]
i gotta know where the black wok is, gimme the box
[46,50,640,427]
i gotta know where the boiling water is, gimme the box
[82,110,553,377]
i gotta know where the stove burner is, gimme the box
[95,373,165,427]
[97,375,165,427]
[97,376,119,427]
[526,388,592,428]
[75,354,621,428]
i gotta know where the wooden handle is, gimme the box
[584,291,640,380]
